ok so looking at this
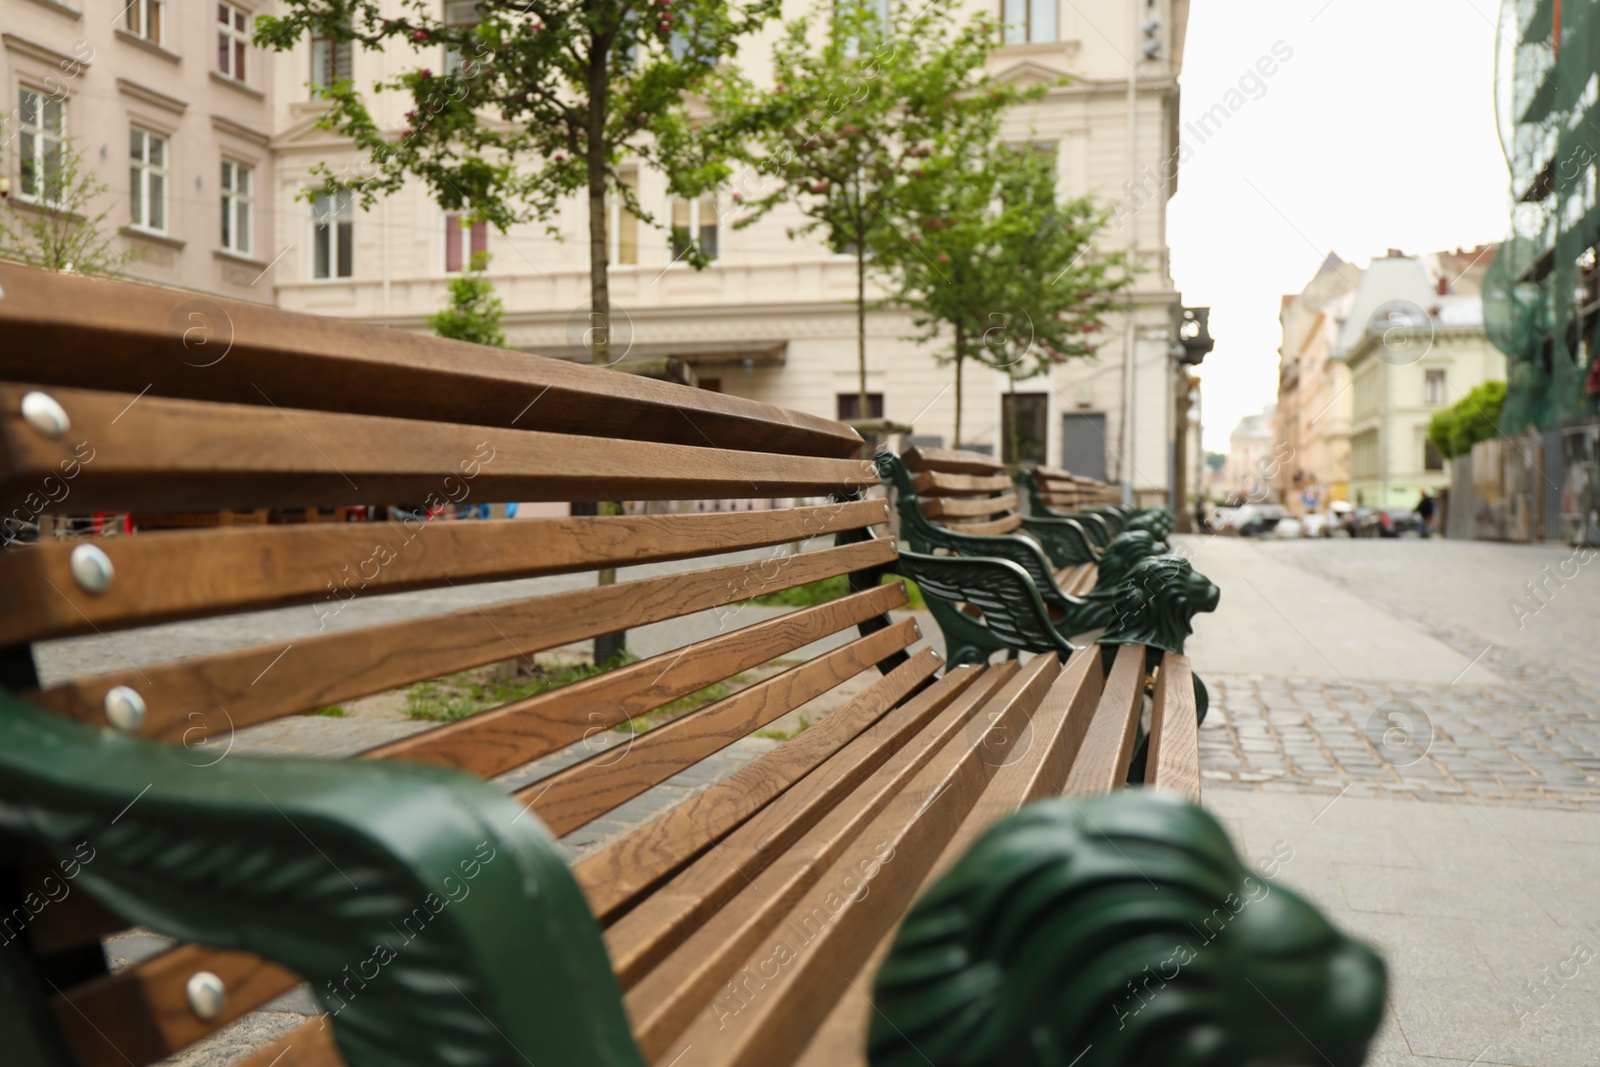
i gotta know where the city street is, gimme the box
[1180,535,1600,1067]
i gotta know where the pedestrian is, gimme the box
[1416,491,1435,538]
[1195,496,1213,534]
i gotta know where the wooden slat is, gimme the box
[520,619,920,837]
[232,1021,342,1067]
[0,500,891,645]
[0,262,862,458]
[49,605,922,1067]
[368,582,908,779]
[601,664,1008,992]
[1146,653,1200,801]
[902,445,1004,475]
[621,661,1029,1056]
[0,385,877,513]
[1054,562,1097,596]
[1063,644,1147,795]
[641,655,1061,1065]
[918,492,1017,519]
[30,538,897,740]
[55,945,300,1067]
[937,513,1021,536]
[576,651,957,923]
[792,649,1107,1067]
[910,471,1012,496]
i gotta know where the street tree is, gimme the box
[889,142,1131,449]
[428,250,509,345]
[0,136,140,276]
[713,0,1035,423]
[256,0,777,361]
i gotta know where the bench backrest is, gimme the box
[899,445,1023,535]
[0,262,929,1065]
[1032,464,1120,508]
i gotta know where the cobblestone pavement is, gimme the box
[1179,535,1600,810]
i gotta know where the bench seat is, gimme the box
[0,263,1382,1067]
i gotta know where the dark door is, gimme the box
[1060,413,1108,480]
[1002,393,1049,466]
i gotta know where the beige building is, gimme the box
[2,0,279,296]
[5,0,1200,503]
[1226,403,1277,500]
[1338,249,1504,509]
[1273,253,1362,514]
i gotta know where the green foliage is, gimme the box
[1427,380,1506,460]
[405,652,637,722]
[0,137,143,276]
[308,705,349,717]
[428,250,508,346]
[711,0,1038,411]
[755,713,812,741]
[745,573,925,609]
[255,0,776,357]
[887,142,1131,443]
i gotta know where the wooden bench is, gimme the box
[0,263,1384,1067]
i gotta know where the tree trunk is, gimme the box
[1006,374,1020,466]
[585,24,624,663]
[586,33,611,367]
[856,246,869,425]
[953,330,964,448]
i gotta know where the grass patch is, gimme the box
[405,654,748,727]
[756,713,813,742]
[308,705,348,717]
[746,575,926,610]
[404,652,637,723]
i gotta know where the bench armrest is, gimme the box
[0,692,647,1067]
[888,549,1078,664]
[869,791,1387,1067]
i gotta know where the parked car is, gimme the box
[1355,508,1419,538]
[1273,516,1305,538]
[1299,513,1329,538]
[1324,501,1355,537]
[1225,504,1288,537]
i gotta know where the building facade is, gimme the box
[4,0,1198,502]
[2,0,278,296]
[1273,253,1362,514]
[1340,251,1506,509]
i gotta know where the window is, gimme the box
[444,0,482,77]
[217,2,250,80]
[670,194,718,261]
[836,393,884,421]
[1424,369,1446,407]
[221,161,253,255]
[310,34,352,93]
[129,128,168,233]
[444,213,487,272]
[312,189,353,278]
[1002,392,1049,466]
[126,0,165,44]
[1001,0,1056,43]
[1424,438,1444,472]
[17,89,65,205]
[608,172,639,266]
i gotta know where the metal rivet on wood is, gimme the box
[69,545,114,594]
[103,687,146,732]
[20,391,70,438]
[185,972,226,1021]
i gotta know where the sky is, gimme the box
[1166,0,1514,452]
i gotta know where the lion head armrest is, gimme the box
[0,692,647,1067]
[869,791,1386,1067]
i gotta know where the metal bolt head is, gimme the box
[913,623,922,639]
[70,544,114,594]
[104,687,146,732]
[186,971,226,1021]
[21,391,70,438]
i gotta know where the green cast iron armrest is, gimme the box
[0,692,646,1067]
[889,549,1078,667]
[877,454,1103,630]
[869,791,1387,1067]
[1016,514,1101,568]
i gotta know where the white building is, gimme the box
[4,0,1199,503]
